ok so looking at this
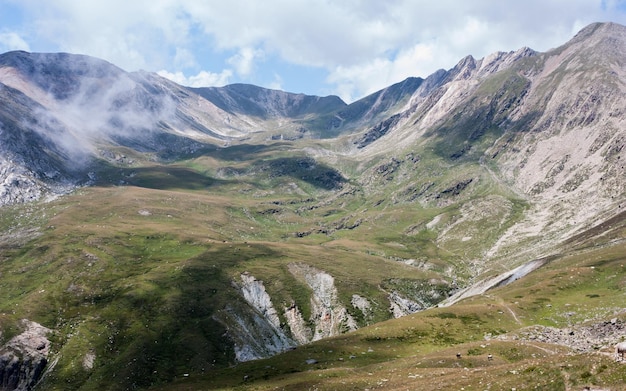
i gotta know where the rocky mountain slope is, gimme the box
[0,22,624,391]
[348,22,626,265]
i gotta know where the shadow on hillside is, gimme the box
[429,109,544,162]
[214,155,346,191]
[209,142,283,160]
[122,166,221,191]
[256,156,346,190]
[99,243,281,386]
[92,140,346,192]
[93,157,345,192]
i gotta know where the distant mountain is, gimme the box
[0,50,423,203]
[0,22,625,391]
[1,22,625,260]
[190,83,346,119]
[309,76,425,136]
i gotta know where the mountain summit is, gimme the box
[0,22,625,391]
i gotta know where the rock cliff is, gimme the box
[218,273,295,361]
[0,320,51,391]
[226,266,363,360]
[287,263,358,341]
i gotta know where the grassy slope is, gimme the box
[1,137,623,390]
[0,147,463,390]
[153,237,626,391]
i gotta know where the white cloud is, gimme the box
[17,0,193,70]
[157,69,233,87]
[327,42,451,102]
[0,31,30,52]
[173,47,198,70]
[7,0,626,101]
[267,73,283,91]
[182,1,414,68]
[227,47,264,78]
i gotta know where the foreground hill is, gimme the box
[0,22,624,390]
[155,220,626,390]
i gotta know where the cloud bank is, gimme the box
[4,0,626,101]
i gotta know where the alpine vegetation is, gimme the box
[0,22,625,391]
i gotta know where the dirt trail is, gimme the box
[504,304,521,325]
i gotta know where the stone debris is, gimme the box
[497,317,626,353]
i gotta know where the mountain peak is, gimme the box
[542,21,626,69]
[559,21,626,53]
[0,50,125,100]
[572,21,626,40]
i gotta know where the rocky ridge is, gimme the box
[346,23,626,267]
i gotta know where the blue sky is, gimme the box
[1,1,626,102]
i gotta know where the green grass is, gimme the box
[1,134,624,390]
[0,169,452,389]
[148,236,626,391]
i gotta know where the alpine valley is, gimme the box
[0,22,625,391]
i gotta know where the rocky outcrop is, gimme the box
[231,266,452,355]
[221,268,362,361]
[0,165,43,205]
[388,291,424,318]
[351,294,372,320]
[0,320,51,391]
[219,306,294,362]
[354,112,404,148]
[221,273,295,362]
[287,263,358,341]
[283,303,312,345]
[239,272,283,330]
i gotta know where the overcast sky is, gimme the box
[1,1,626,102]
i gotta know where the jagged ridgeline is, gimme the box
[0,22,625,390]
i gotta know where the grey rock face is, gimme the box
[288,263,358,341]
[351,294,372,319]
[0,320,51,391]
[224,267,361,361]
[217,273,296,362]
[239,272,283,329]
[0,166,43,205]
[388,291,424,318]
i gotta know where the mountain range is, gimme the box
[0,22,625,390]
